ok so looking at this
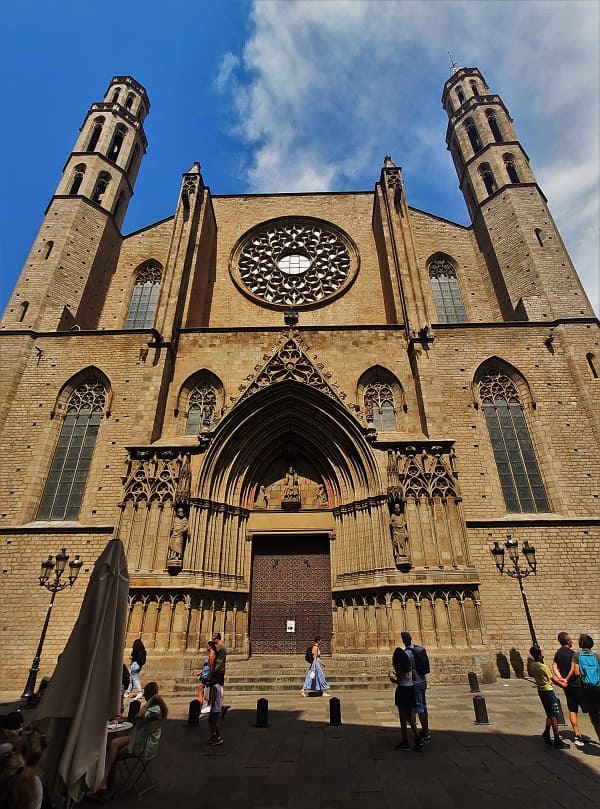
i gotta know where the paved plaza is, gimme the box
[2,677,600,808]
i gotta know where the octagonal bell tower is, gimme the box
[2,76,149,332]
[442,67,594,321]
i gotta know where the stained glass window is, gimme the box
[479,370,549,512]
[125,263,162,328]
[37,379,106,520]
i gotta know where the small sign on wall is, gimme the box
[286,620,296,633]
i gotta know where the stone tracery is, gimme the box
[233,218,355,307]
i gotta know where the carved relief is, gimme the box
[236,329,355,412]
[386,442,468,570]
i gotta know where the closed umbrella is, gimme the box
[35,537,129,802]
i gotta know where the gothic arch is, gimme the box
[51,365,113,419]
[197,380,383,508]
[176,369,225,433]
[357,366,406,431]
[471,356,534,408]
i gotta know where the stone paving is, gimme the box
[2,678,600,808]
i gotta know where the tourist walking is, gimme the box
[529,646,569,749]
[573,633,600,742]
[402,631,431,743]
[300,637,330,697]
[390,646,423,751]
[552,631,586,748]
[211,632,230,717]
[208,680,224,746]
[194,639,216,707]
[124,638,146,700]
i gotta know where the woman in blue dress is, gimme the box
[300,637,330,696]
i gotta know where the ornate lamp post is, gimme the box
[22,548,83,701]
[491,535,538,647]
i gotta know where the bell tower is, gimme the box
[1,76,149,332]
[442,67,594,321]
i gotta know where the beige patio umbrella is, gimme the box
[35,537,129,802]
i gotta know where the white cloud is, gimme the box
[215,0,599,313]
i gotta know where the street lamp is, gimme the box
[491,535,539,647]
[22,548,83,701]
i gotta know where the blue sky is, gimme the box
[1,0,598,315]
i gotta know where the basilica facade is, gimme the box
[1,67,598,686]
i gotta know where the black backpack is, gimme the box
[305,645,314,664]
[412,644,430,676]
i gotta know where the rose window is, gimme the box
[231,217,358,307]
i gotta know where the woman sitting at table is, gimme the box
[95,681,168,795]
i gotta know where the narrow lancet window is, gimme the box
[478,369,550,513]
[428,256,467,323]
[37,378,106,520]
[125,263,162,328]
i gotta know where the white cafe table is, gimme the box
[107,721,133,734]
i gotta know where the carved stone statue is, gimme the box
[282,466,301,510]
[315,484,328,506]
[389,502,410,570]
[167,506,189,573]
[255,485,269,509]
[283,466,299,497]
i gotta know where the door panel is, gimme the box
[250,536,332,654]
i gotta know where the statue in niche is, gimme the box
[389,502,411,571]
[167,505,189,574]
[282,466,301,510]
[255,485,269,509]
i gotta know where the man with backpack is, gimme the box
[401,631,431,743]
[573,633,600,742]
[552,631,586,748]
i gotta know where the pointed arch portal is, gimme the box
[195,380,385,653]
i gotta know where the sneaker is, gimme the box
[419,731,432,743]
[221,705,230,719]
[573,735,585,748]
[553,738,570,749]
[209,737,223,746]
[414,741,424,752]
[395,741,411,751]
[135,693,143,700]
[542,728,552,746]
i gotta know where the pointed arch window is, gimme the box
[503,153,521,183]
[108,125,127,163]
[125,93,134,110]
[91,172,110,203]
[456,86,465,105]
[534,228,545,247]
[86,118,104,152]
[37,378,106,520]
[185,384,217,433]
[111,88,120,103]
[428,255,467,323]
[125,262,162,328]
[479,163,497,196]
[486,110,503,143]
[364,382,396,431]
[69,165,86,195]
[465,119,482,153]
[587,353,599,378]
[470,80,480,98]
[478,369,549,513]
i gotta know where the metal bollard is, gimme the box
[473,695,489,724]
[468,671,480,693]
[555,696,567,726]
[188,699,201,727]
[256,697,269,728]
[329,697,342,726]
[127,699,141,723]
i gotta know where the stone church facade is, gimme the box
[1,67,598,685]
